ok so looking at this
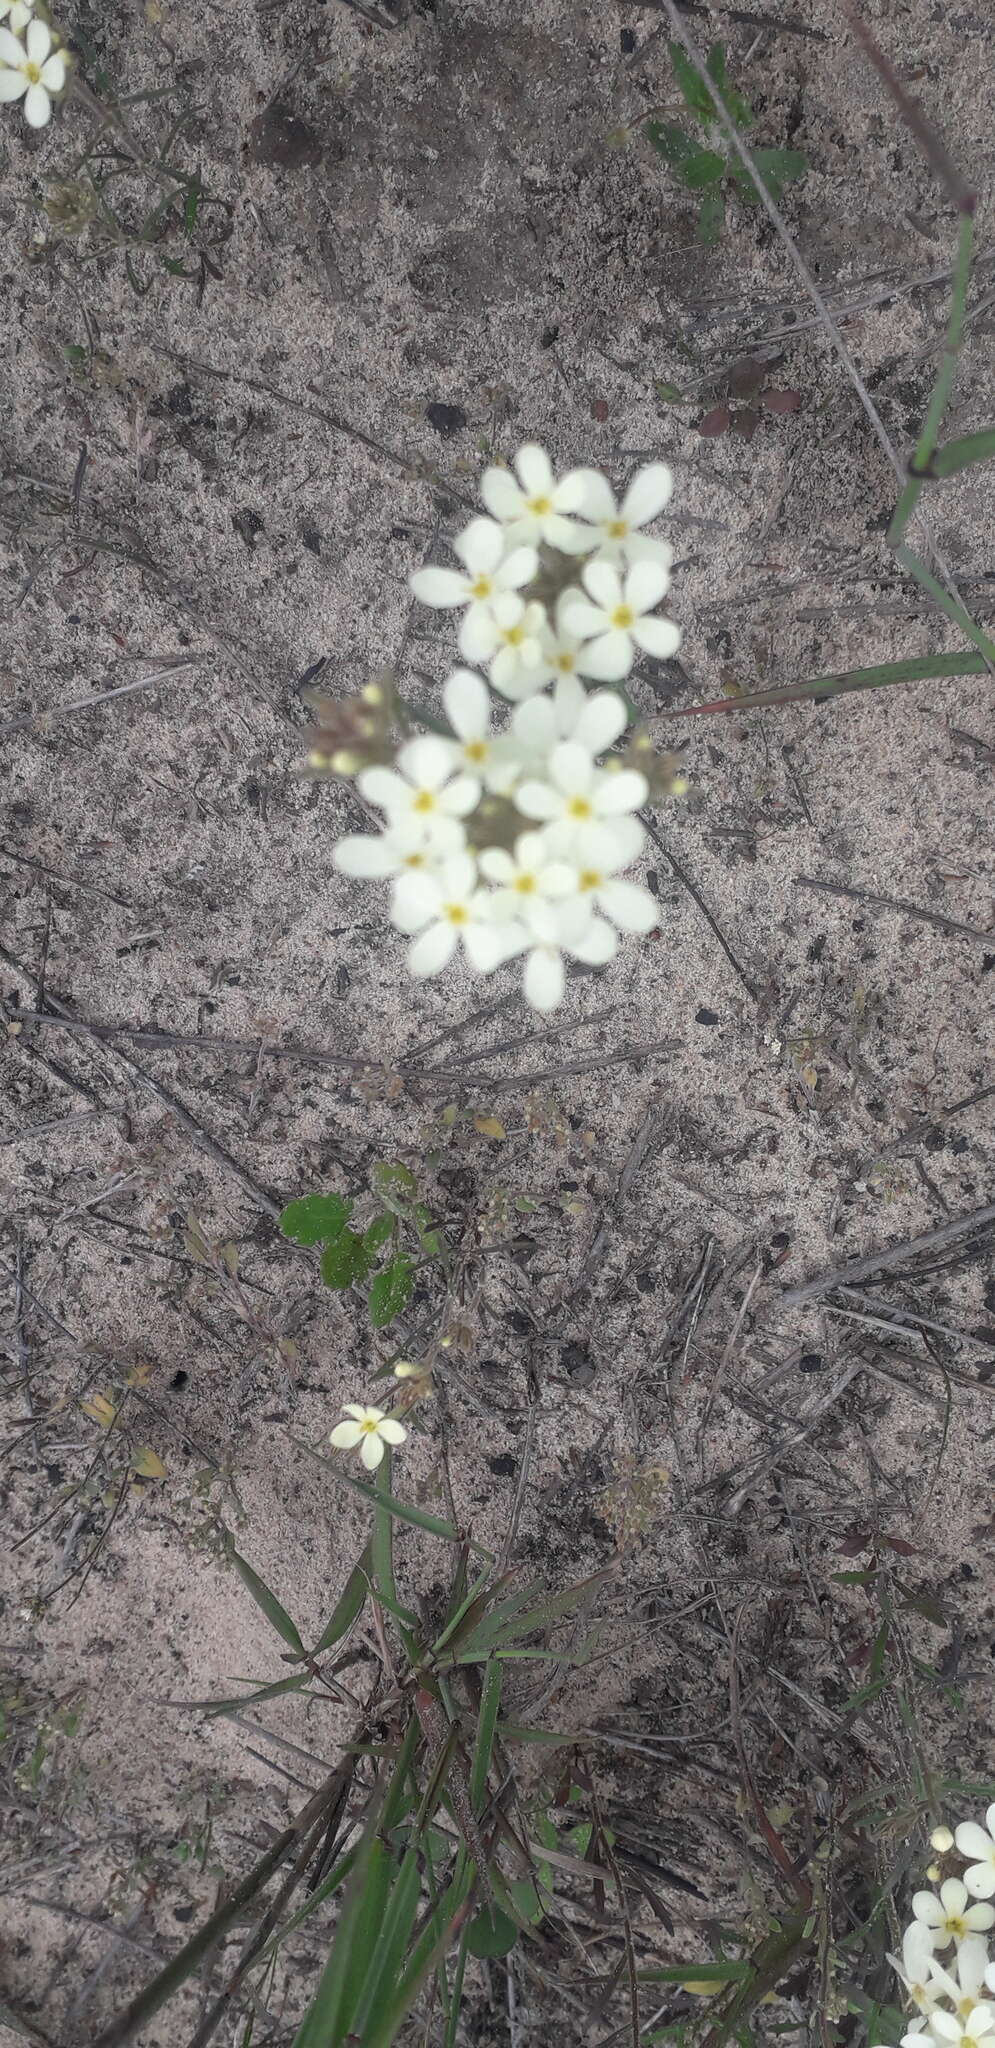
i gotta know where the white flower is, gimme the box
[563,823,658,935]
[537,594,600,683]
[887,1924,939,2017]
[334,815,462,881]
[572,462,676,570]
[484,595,551,699]
[0,17,66,126]
[913,1881,995,1948]
[409,517,537,665]
[516,740,647,850]
[440,668,519,792]
[504,894,618,1013]
[329,1403,407,1471]
[0,0,33,35]
[928,2005,995,2048]
[478,829,577,921]
[928,1937,991,2022]
[480,442,591,554]
[358,735,479,844]
[390,851,512,978]
[957,1813,995,1899]
[564,560,681,681]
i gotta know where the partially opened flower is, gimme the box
[913,1880,995,1948]
[517,740,647,852]
[390,851,512,978]
[886,1923,939,2017]
[480,442,590,553]
[410,518,537,665]
[485,595,550,698]
[957,1813,995,1899]
[0,16,67,126]
[572,462,675,569]
[359,735,479,842]
[329,1404,407,1470]
[564,560,681,681]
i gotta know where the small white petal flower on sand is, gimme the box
[887,1924,939,2017]
[0,17,66,126]
[572,462,676,570]
[334,815,462,882]
[564,560,681,681]
[442,668,522,792]
[391,851,512,978]
[929,2006,995,2048]
[480,442,591,554]
[512,896,618,1013]
[410,517,537,664]
[485,595,551,699]
[957,1813,995,1899]
[913,1880,995,1948]
[537,592,617,683]
[479,829,576,921]
[566,823,658,934]
[517,740,647,849]
[329,1403,407,1471]
[359,734,479,843]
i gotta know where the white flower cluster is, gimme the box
[881,1813,995,2048]
[333,445,682,1013]
[0,8,68,128]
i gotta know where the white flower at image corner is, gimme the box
[563,559,681,682]
[484,594,551,699]
[928,1937,992,2025]
[572,461,676,570]
[480,442,591,554]
[928,2005,995,2048]
[390,850,513,978]
[516,739,648,852]
[913,1880,995,1949]
[358,734,479,843]
[956,1811,995,1898]
[887,1923,940,2018]
[442,667,523,793]
[0,0,34,37]
[563,822,658,936]
[329,1404,407,1471]
[0,17,66,127]
[409,517,537,665]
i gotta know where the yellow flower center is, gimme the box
[502,624,525,646]
[515,874,536,893]
[412,790,436,813]
[944,1914,967,1940]
[554,652,575,671]
[607,518,628,538]
[959,1996,975,2021]
[611,604,635,629]
[578,868,602,891]
[444,903,468,924]
[568,797,593,819]
[359,1417,380,1435]
[402,851,425,868]
[527,494,552,515]
[464,740,487,762]
[470,574,492,600]
[25,60,42,83]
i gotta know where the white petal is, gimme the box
[582,814,644,865]
[334,833,400,878]
[497,544,538,590]
[24,12,48,58]
[391,871,441,932]
[941,1881,969,1915]
[957,1826,995,1863]
[478,847,516,884]
[986,1805,995,1838]
[549,741,593,796]
[574,689,628,755]
[0,66,27,98]
[582,559,622,609]
[411,565,469,608]
[398,734,458,790]
[625,558,670,615]
[928,2019,960,2045]
[913,1894,945,1927]
[511,695,557,753]
[437,773,481,817]
[568,916,617,965]
[524,945,565,1012]
[544,511,589,554]
[443,666,489,740]
[39,51,65,89]
[620,461,674,529]
[552,669,587,728]
[463,921,506,973]
[622,532,675,569]
[0,23,27,60]
[377,1417,407,1445]
[515,443,553,496]
[596,878,658,932]
[459,606,499,662]
[574,468,617,522]
[453,516,504,574]
[966,1905,995,1930]
[360,1432,385,1470]
[965,1868,995,1900]
[516,778,561,821]
[576,630,633,682]
[329,1421,363,1449]
[408,921,457,977]
[440,852,476,898]
[594,769,647,814]
[560,598,607,641]
[632,615,682,661]
[480,466,525,522]
[358,766,414,813]
[343,1402,380,1422]
[553,467,591,513]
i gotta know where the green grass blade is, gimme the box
[653,650,988,717]
[313,1543,371,1653]
[353,1848,424,2039]
[261,1846,358,1955]
[927,426,995,479]
[200,1672,311,1718]
[469,1660,503,1815]
[441,1926,471,2048]
[363,1866,476,2048]
[224,1533,305,1655]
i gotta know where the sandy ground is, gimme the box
[2,0,995,2041]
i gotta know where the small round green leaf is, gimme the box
[280,1192,351,1246]
[465,1907,518,1959]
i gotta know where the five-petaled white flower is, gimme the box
[484,595,550,698]
[517,740,647,851]
[0,16,66,125]
[564,823,658,936]
[537,594,602,683]
[957,1813,995,1899]
[928,2004,995,2048]
[333,817,457,909]
[572,461,676,570]
[928,1939,992,2025]
[886,1923,938,2017]
[502,894,618,1013]
[410,517,537,666]
[478,830,577,922]
[329,1403,407,1470]
[565,559,681,681]
[480,442,590,554]
[913,1881,995,1948]
[442,667,522,792]
[359,735,479,843]
[390,851,511,978]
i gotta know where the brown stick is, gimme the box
[782,1199,995,1307]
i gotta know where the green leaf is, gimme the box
[830,1569,876,1586]
[280,1192,351,1247]
[653,649,988,718]
[668,40,715,122]
[200,1672,312,1718]
[655,380,685,403]
[313,1544,371,1653]
[413,1202,442,1256]
[183,174,202,234]
[372,1160,417,1199]
[706,42,754,126]
[927,427,995,479]
[333,1468,494,1560]
[369,1254,415,1328]
[496,1721,570,1746]
[646,120,695,169]
[469,1660,503,1814]
[731,147,806,206]
[638,1962,753,1985]
[696,186,726,246]
[682,148,726,189]
[225,1535,305,1655]
[320,1230,372,1289]
[363,1213,394,1255]
[465,1907,518,1959]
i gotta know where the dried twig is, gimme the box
[795,873,993,945]
[782,1200,995,1307]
